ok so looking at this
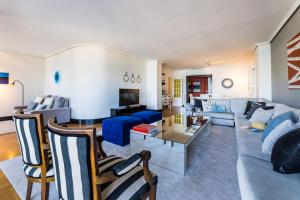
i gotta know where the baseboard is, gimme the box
[0,116,13,121]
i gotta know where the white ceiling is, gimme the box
[0,0,296,68]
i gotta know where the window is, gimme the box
[174,79,181,98]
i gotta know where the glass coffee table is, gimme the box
[130,114,211,175]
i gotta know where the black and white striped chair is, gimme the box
[14,112,54,200]
[47,119,158,200]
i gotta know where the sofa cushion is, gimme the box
[204,112,234,120]
[249,108,274,124]
[231,98,258,115]
[131,111,162,124]
[235,115,270,161]
[53,97,65,108]
[272,104,300,122]
[262,111,294,141]
[237,155,300,200]
[262,119,294,155]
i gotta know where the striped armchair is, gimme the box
[14,112,54,200]
[47,119,158,200]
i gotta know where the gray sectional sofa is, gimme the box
[199,98,300,200]
[14,95,71,126]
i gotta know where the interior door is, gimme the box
[172,78,183,106]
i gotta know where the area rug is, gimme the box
[0,120,15,135]
[0,125,241,200]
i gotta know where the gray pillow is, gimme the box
[27,102,37,111]
[249,108,274,124]
[53,97,65,109]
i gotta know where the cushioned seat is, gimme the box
[23,164,54,178]
[237,155,300,200]
[204,112,235,120]
[235,115,271,162]
[101,165,158,200]
[102,116,143,146]
[131,111,162,124]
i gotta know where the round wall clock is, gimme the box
[54,71,61,84]
[222,78,234,89]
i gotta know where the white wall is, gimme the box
[44,45,148,119]
[0,51,45,117]
[172,63,251,105]
[146,60,162,110]
[255,43,272,100]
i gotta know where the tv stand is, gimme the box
[110,105,147,117]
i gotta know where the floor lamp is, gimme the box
[10,80,24,106]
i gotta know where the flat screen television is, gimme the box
[119,89,139,107]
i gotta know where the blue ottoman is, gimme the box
[102,116,143,146]
[131,111,162,124]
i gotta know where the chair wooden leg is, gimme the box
[149,185,157,200]
[41,182,50,200]
[26,179,33,200]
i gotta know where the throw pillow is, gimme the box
[34,96,44,104]
[245,102,265,119]
[262,111,294,141]
[250,122,266,131]
[202,100,215,112]
[244,101,254,115]
[194,99,203,111]
[249,108,274,124]
[272,104,298,122]
[34,104,47,110]
[42,97,54,109]
[262,119,294,154]
[211,104,227,113]
[27,102,38,111]
[53,97,65,109]
[271,128,300,174]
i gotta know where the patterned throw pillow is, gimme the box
[34,104,47,110]
[245,102,267,119]
[202,100,215,112]
[211,104,227,113]
[42,97,54,109]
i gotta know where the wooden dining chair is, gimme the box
[14,112,54,200]
[47,118,158,200]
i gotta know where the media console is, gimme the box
[110,105,147,117]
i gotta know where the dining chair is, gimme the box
[14,112,54,200]
[47,118,158,200]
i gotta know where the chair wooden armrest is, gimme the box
[140,150,157,186]
[96,135,107,159]
[96,171,118,185]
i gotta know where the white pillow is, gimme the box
[42,97,54,109]
[249,108,274,124]
[202,100,215,112]
[262,120,294,154]
[34,96,44,104]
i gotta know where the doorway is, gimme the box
[186,75,212,103]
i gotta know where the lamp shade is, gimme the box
[0,72,9,84]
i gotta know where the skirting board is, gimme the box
[0,116,13,121]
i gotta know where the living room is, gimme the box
[0,1,300,200]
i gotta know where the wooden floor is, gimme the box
[0,108,177,199]
[0,133,21,200]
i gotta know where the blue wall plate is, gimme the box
[54,71,61,84]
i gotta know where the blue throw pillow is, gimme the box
[262,111,294,142]
[211,104,227,113]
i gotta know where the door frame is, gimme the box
[186,74,212,103]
